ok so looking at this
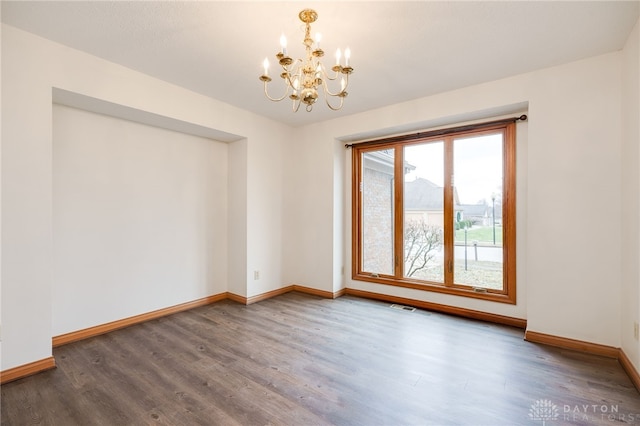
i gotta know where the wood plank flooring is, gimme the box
[2,292,639,425]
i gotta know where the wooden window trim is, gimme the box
[352,121,517,304]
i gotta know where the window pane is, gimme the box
[403,142,444,282]
[361,149,395,275]
[453,133,503,290]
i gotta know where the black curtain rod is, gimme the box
[344,114,527,149]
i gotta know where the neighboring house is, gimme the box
[361,150,397,274]
[459,203,490,226]
[405,178,502,227]
[361,150,420,273]
[404,177,461,227]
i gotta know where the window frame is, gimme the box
[352,121,517,304]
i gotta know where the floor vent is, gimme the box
[390,304,416,312]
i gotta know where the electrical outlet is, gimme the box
[254,270,260,280]
[634,322,639,341]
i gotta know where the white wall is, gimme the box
[52,104,228,335]
[288,49,627,347]
[333,139,346,293]
[1,24,289,371]
[245,133,285,298]
[0,3,3,355]
[621,18,640,370]
[282,127,337,290]
[526,53,622,347]
[228,139,248,298]
[0,3,3,351]
[2,25,55,371]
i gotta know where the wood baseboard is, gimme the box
[225,292,247,304]
[52,293,227,347]
[228,288,294,305]
[293,284,346,299]
[525,330,640,392]
[1,356,56,385]
[229,285,345,305]
[524,330,619,358]
[52,286,337,348]
[619,349,640,393]
[247,286,295,304]
[345,288,527,328]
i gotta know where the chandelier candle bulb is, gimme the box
[259,9,354,112]
[345,47,351,67]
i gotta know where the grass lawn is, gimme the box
[410,260,503,290]
[455,225,502,245]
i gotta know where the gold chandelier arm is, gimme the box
[292,97,303,112]
[262,79,290,102]
[319,72,350,98]
[315,62,342,82]
[324,92,346,111]
[282,61,304,91]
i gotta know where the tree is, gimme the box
[404,219,443,277]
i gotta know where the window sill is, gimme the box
[352,273,516,304]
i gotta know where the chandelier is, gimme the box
[259,9,354,112]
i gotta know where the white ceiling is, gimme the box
[2,1,639,127]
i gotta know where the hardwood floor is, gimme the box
[2,292,639,425]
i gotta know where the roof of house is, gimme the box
[459,204,489,217]
[404,178,461,211]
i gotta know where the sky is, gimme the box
[404,133,503,205]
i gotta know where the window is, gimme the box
[352,120,517,303]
